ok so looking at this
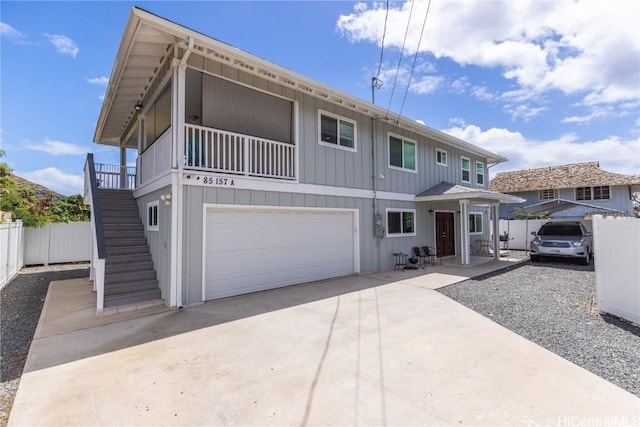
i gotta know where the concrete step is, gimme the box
[104,288,162,308]
[105,270,157,286]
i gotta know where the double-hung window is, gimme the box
[319,110,356,151]
[389,134,416,172]
[476,162,485,186]
[147,201,159,232]
[386,209,416,237]
[469,213,483,234]
[461,157,471,183]
[436,149,447,166]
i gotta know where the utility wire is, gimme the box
[374,0,390,83]
[385,0,415,119]
[396,0,432,125]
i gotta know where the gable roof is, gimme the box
[415,182,525,204]
[94,7,508,165]
[489,161,640,193]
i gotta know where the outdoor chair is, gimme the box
[422,246,441,266]
[412,247,427,269]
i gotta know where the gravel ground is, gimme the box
[0,264,89,427]
[438,259,640,397]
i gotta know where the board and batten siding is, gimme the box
[136,187,172,302]
[186,57,491,197]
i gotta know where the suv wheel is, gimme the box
[582,251,591,266]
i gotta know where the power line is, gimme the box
[385,0,416,119]
[396,0,432,124]
[372,1,390,104]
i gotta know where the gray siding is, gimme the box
[186,56,490,195]
[137,187,172,302]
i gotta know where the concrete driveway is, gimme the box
[9,262,640,426]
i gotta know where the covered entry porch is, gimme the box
[416,182,525,265]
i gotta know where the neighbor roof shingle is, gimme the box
[489,161,640,193]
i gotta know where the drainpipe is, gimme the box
[173,37,195,309]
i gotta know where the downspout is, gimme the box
[173,37,194,308]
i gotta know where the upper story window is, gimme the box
[577,186,610,201]
[389,133,416,172]
[469,213,483,234]
[147,201,159,232]
[461,157,471,183]
[318,110,356,152]
[386,209,416,237]
[476,162,485,186]
[539,189,558,200]
[436,149,447,166]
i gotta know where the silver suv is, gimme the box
[530,221,593,265]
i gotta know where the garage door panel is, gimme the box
[205,208,355,300]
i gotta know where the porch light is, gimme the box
[160,193,172,205]
[428,210,434,214]
[134,102,143,112]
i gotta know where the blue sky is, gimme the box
[1,0,639,196]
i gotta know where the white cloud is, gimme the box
[44,33,78,58]
[17,168,83,196]
[338,1,640,109]
[87,76,109,86]
[1,22,26,40]
[442,124,640,178]
[26,138,87,156]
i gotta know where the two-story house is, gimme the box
[490,162,640,219]
[85,7,522,312]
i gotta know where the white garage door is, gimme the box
[204,207,356,300]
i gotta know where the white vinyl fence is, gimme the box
[24,222,91,266]
[498,219,547,250]
[592,216,640,325]
[0,221,24,288]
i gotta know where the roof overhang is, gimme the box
[515,198,628,216]
[93,7,509,164]
[415,182,525,204]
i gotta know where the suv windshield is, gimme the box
[538,225,582,236]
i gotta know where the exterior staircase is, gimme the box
[99,189,161,308]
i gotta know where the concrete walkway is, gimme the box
[9,259,640,426]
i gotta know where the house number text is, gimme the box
[202,177,235,186]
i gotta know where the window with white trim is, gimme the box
[476,161,485,186]
[318,110,356,151]
[147,201,159,231]
[386,209,416,237]
[436,148,447,166]
[461,157,471,183]
[576,186,610,201]
[539,189,558,200]
[469,213,483,234]
[388,134,416,172]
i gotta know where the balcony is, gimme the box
[185,124,296,180]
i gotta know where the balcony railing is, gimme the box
[185,124,296,180]
[95,163,136,190]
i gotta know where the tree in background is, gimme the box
[0,151,90,225]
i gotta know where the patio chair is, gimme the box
[412,247,427,269]
[422,246,442,266]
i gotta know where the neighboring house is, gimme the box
[490,162,640,219]
[85,7,522,311]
